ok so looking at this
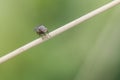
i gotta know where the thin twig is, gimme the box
[0,0,120,64]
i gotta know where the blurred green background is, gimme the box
[0,0,120,80]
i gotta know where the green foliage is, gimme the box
[0,0,120,80]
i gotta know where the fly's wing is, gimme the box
[35,27,40,32]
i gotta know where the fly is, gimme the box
[35,25,49,39]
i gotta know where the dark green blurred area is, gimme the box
[0,0,120,80]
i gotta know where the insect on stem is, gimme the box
[35,25,50,39]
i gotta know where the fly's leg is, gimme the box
[46,31,51,38]
[41,33,50,40]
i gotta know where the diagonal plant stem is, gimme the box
[0,0,120,64]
